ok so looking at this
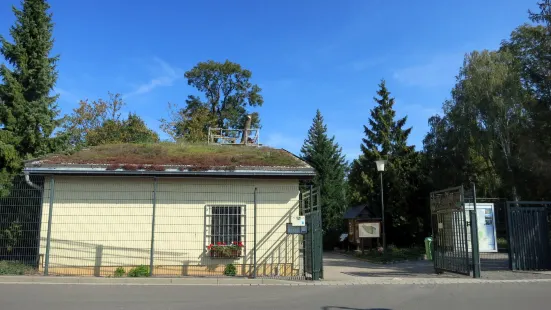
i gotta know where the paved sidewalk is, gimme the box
[323,251,443,280]
[1,252,551,286]
[323,251,551,281]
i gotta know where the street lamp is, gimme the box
[375,159,387,250]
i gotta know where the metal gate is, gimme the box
[507,202,551,271]
[430,186,471,275]
[301,187,323,280]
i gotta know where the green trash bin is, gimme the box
[424,237,433,261]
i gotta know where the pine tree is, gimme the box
[301,110,347,240]
[0,0,60,158]
[349,80,421,245]
[0,0,59,193]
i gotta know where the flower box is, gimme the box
[207,242,244,259]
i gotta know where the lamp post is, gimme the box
[375,159,387,250]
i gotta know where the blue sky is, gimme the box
[0,0,538,160]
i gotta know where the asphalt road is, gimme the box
[1,282,549,310]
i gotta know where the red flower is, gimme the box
[217,242,222,246]
[207,244,213,250]
[238,241,244,247]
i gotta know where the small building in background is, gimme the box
[19,143,316,277]
[343,204,381,250]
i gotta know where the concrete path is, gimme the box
[2,281,551,310]
[323,252,440,281]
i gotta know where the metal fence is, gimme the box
[0,175,319,279]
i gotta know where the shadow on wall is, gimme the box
[42,199,302,277]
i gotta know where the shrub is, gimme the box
[114,267,126,277]
[127,265,150,277]
[224,264,237,276]
[0,261,35,275]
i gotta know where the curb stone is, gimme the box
[1,276,551,286]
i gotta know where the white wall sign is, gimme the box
[464,203,498,253]
[291,216,305,227]
[358,222,380,238]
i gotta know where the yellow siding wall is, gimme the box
[39,176,301,277]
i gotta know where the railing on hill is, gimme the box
[207,128,260,146]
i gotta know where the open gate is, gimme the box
[430,186,471,275]
[301,187,323,280]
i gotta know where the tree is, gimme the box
[0,0,60,192]
[455,50,528,200]
[0,0,60,156]
[348,80,423,245]
[300,110,347,247]
[160,101,218,143]
[62,92,159,147]
[500,1,551,199]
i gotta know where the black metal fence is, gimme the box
[431,183,551,277]
[0,175,321,279]
[507,201,551,271]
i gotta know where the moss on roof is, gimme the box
[35,143,306,168]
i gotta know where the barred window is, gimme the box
[205,205,245,245]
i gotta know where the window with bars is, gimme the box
[205,205,245,245]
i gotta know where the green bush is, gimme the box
[127,265,150,277]
[224,264,237,276]
[0,261,35,275]
[497,237,508,249]
[114,267,126,277]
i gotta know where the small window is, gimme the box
[205,205,245,245]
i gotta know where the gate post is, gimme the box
[469,210,481,278]
[253,187,257,278]
[470,184,480,278]
[506,202,515,270]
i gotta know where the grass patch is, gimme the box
[37,143,304,168]
[354,246,425,264]
[127,265,150,277]
[0,261,36,275]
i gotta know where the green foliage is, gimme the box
[0,0,60,189]
[127,265,150,277]
[0,261,35,275]
[354,246,425,264]
[223,264,237,276]
[424,1,551,201]
[0,222,22,253]
[114,267,126,277]
[348,80,425,245]
[162,60,263,142]
[160,102,218,142]
[60,93,159,148]
[300,110,347,242]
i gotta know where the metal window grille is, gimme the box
[205,205,245,245]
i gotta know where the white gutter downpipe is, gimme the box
[24,171,41,190]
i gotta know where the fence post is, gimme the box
[317,188,323,279]
[149,177,157,276]
[44,176,55,276]
[253,187,257,278]
[471,183,481,278]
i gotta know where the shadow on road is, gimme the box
[321,307,392,310]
